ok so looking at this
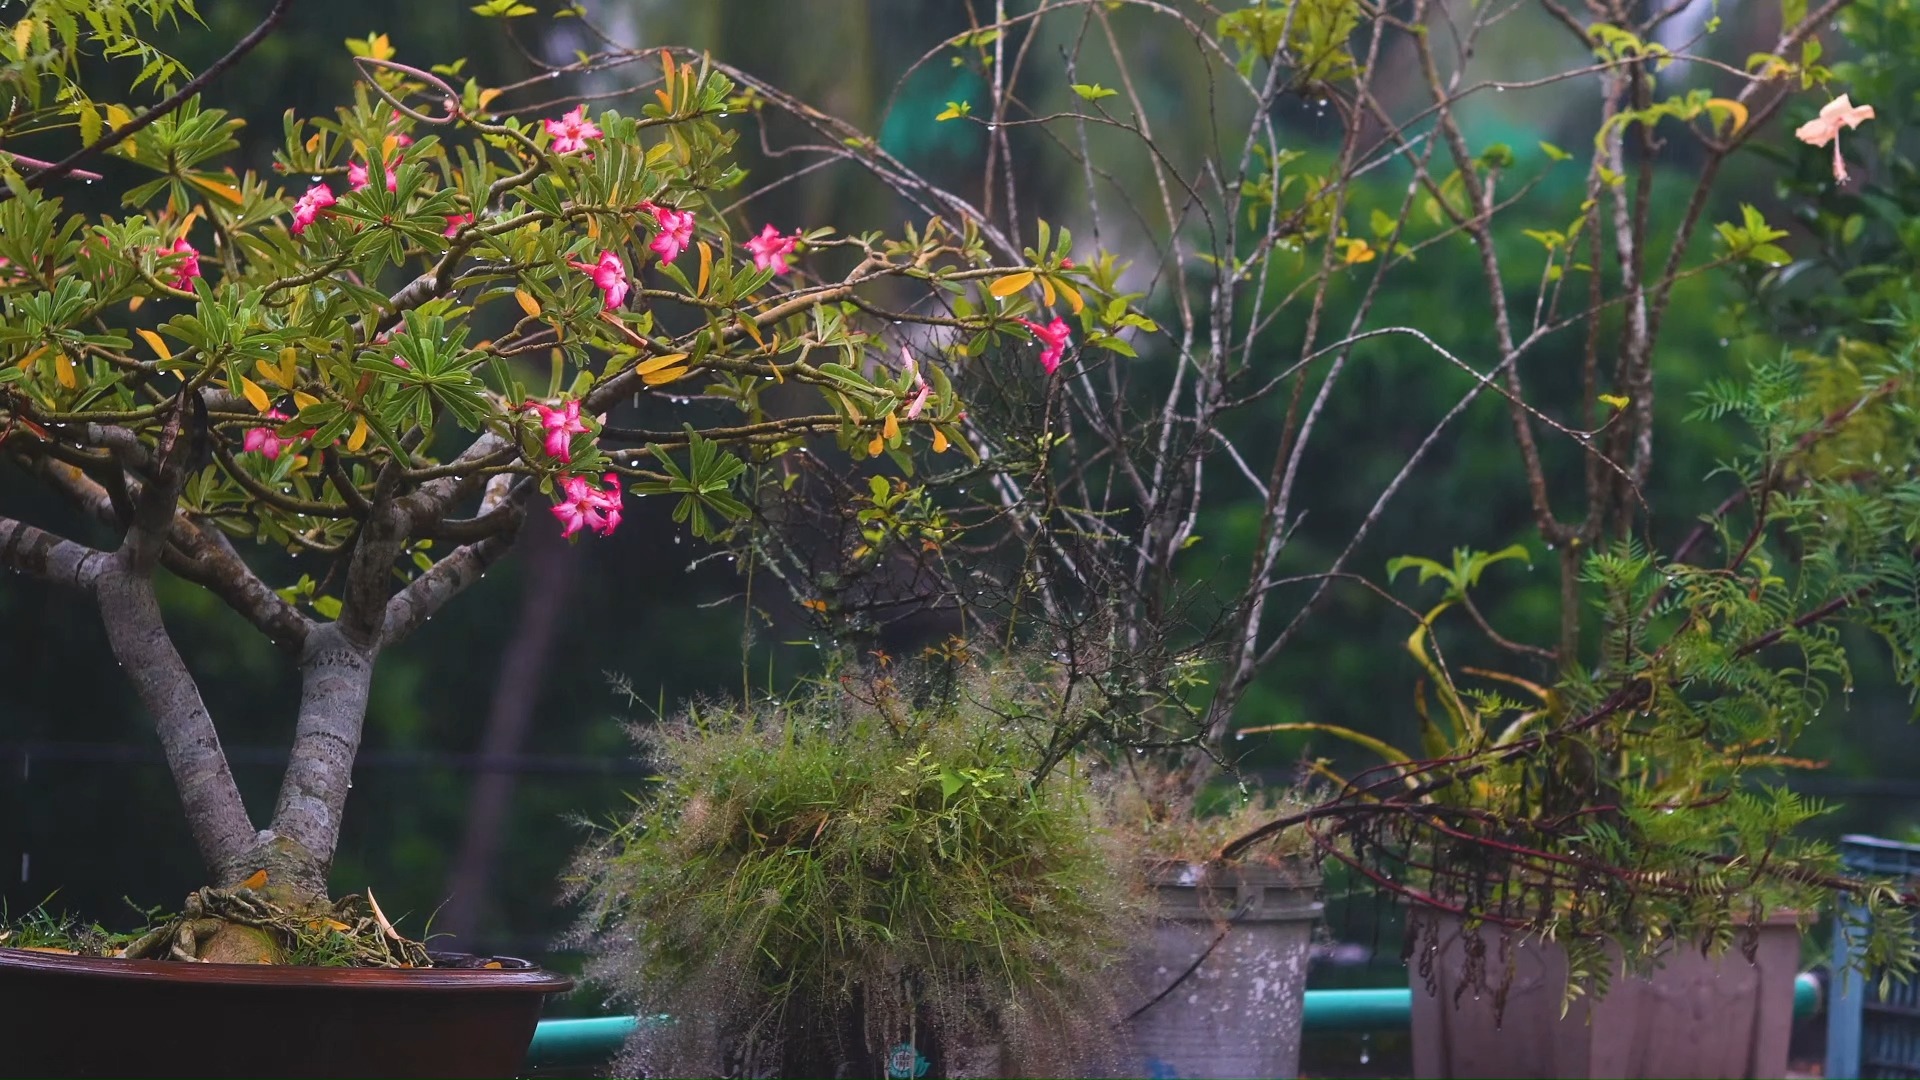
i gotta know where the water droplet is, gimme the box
[311,174,322,182]
[1495,85,1506,92]
[1359,1034,1372,1065]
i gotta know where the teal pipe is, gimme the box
[525,974,1822,1066]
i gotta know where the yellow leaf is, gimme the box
[933,428,949,454]
[883,412,899,440]
[661,48,677,94]
[134,330,171,362]
[1056,279,1085,315]
[305,917,351,933]
[585,214,600,240]
[292,391,320,412]
[13,19,34,57]
[655,88,674,112]
[867,435,884,456]
[634,352,690,375]
[483,960,504,969]
[989,271,1035,297]
[640,365,689,386]
[53,352,76,390]
[347,415,370,452]
[366,33,395,62]
[1705,97,1749,134]
[239,869,269,890]
[127,295,145,313]
[1041,275,1056,307]
[238,375,272,414]
[350,138,370,163]
[381,133,399,160]
[476,87,502,112]
[255,357,290,389]
[17,345,48,371]
[514,288,541,318]
[735,314,765,348]
[278,348,299,387]
[19,947,75,956]
[305,131,324,154]
[696,241,712,298]
[105,103,133,132]
[189,174,243,206]
[1599,393,1630,410]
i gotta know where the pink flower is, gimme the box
[640,201,696,263]
[567,249,629,310]
[242,410,303,460]
[1795,94,1877,184]
[444,213,474,237]
[391,355,410,369]
[744,224,798,275]
[1016,316,1072,375]
[348,160,398,194]
[543,105,603,155]
[551,473,623,537]
[526,399,590,463]
[166,238,201,291]
[290,183,336,236]
[902,349,931,419]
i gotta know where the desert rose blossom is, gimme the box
[526,399,591,463]
[543,105,604,155]
[348,160,398,193]
[290,183,336,235]
[165,238,201,290]
[443,213,474,237]
[743,224,798,275]
[640,201,696,263]
[552,473,623,537]
[1795,94,1876,184]
[1016,316,1072,375]
[242,411,315,460]
[568,250,630,310]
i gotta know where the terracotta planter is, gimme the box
[1125,861,1323,1080]
[1408,909,1802,1079]
[0,948,573,1078]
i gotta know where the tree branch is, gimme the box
[0,515,109,590]
[384,522,523,649]
[6,0,297,199]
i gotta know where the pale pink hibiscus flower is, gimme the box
[1795,94,1877,184]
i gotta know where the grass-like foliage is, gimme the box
[565,654,1146,1078]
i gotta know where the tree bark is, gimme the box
[439,519,576,943]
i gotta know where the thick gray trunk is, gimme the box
[94,557,261,884]
[267,622,379,893]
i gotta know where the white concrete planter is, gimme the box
[1124,861,1323,1080]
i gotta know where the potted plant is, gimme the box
[0,7,1157,1075]
[564,651,1146,1079]
[1107,772,1324,1080]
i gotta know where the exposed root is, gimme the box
[114,886,432,967]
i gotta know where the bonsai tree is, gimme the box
[0,3,1152,958]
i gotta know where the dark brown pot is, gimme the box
[1408,909,1802,1079]
[0,948,573,1078]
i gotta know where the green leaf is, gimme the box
[1071,83,1118,102]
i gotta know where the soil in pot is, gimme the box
[0,948,573,1078]
[1407,908,1802,1079]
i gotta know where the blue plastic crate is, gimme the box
[1830,835,1920,1080]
